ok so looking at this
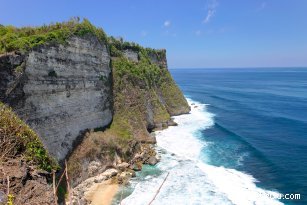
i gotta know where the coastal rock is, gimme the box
[142,153,150,161]
[131,162,143,171]
[147,156,158,165]
[88,161,102,176]
[73,168,118,193]
[127,169,136,177]
[118,171,132,184]
[167,118,178,126]
[117,162,130,169]
[101,168,118,178]
[154,123,163,130]
[154,119,178,130]
[143,135,157,144]
[133,153,144,161]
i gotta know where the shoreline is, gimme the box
[120,98,285,205]
[116,103,195,204]
[69,143,161,204]
[69,103,191,204]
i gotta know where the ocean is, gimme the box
[115,68,307,205]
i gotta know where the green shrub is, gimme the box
[0,18,107,54]
[112,50,163,88]
[109,44,122,57]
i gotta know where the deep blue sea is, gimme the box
[117,68,307,205]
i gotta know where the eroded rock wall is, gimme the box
[0,35,112,161]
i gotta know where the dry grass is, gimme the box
[0,102,57,171]
[67,129,137,184]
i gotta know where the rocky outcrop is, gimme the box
[69,143,158,205]
[121,48,167,68]
[111,49,190,137]
[123,49,139,62]
[70,168,118,204]
[0,34,112,161]
[148,49,168,68]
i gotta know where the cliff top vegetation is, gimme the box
[0,17,166,60]
[0,17,107,54]
[108,36,166,60]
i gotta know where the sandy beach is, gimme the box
[84,180,119,205]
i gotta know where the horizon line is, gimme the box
[170,66,307,69]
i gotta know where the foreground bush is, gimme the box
[0,102,57,171]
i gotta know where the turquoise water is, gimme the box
[118,68,307,205]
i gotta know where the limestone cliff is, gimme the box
[112,46,190,135]
[67,37,190,189]
[0,34,112,161]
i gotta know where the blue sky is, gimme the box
[1,0,307,68]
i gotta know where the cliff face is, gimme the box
[0,34,189,164]
[0,34,112,161]
[67,40,190,187]
[0,20,190,204]
[118,48,189,131]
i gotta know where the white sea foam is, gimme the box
[121,98,283,205]
[155,99,214,160]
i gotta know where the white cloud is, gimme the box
[203,0,219,24]
[162,20,176,37]
[164,20,171,27]
[203,9,215,24]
